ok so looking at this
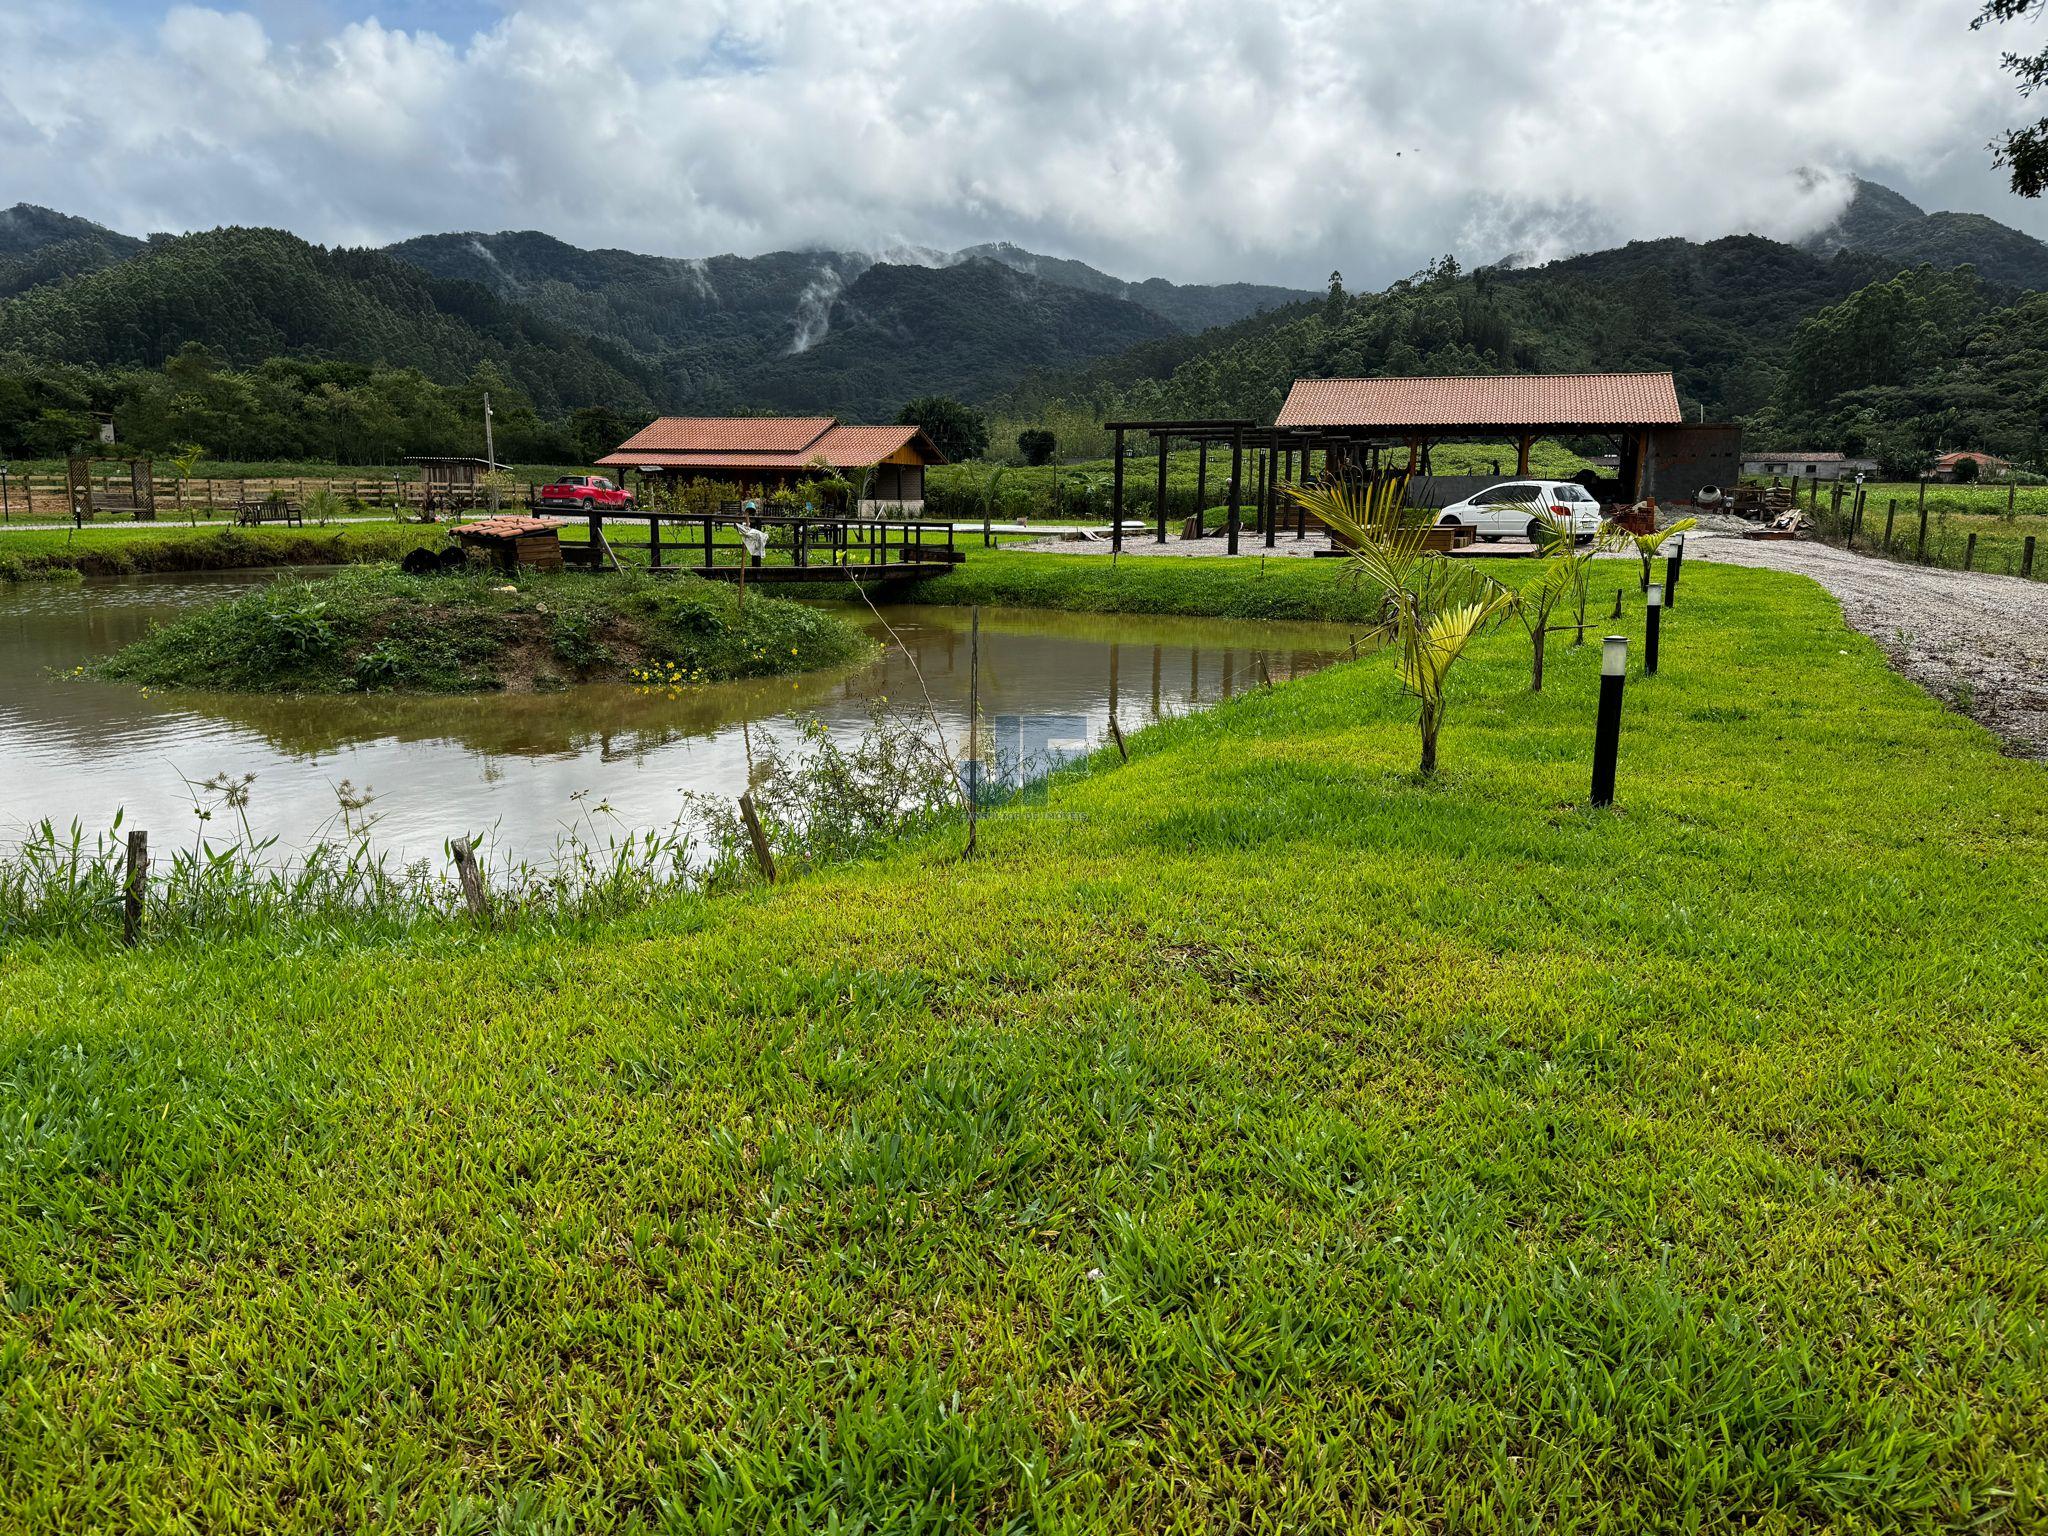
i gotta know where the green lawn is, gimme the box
[1,560,2045,1530]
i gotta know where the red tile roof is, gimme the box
[613,417,837,454]
[1276,373,1683,432]
[597,420,945,471]
[815,424,929,464]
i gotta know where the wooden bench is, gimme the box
[1320,521,1477,554]
[234,499,303,528]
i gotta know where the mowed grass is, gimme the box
[1,562,2046,1530]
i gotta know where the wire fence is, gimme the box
[1783,479,2044,581]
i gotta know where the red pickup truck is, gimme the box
[535,474,635,512]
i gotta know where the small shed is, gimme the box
[405,456,496,510]
[450,515,566,571]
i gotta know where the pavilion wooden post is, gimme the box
[1154,432,1169,544]
[1516,434,1533,475]
[1253,436,1269,548]
[1195,442,1209,537]
[1226,427,1244,556]
[1111,425,1125,553]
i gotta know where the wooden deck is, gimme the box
[562,508,966,582]
[670,561,956,583]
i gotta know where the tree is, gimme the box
[1016,428,1056,466]
[1325,271,1346,325]
[1953,453,1981,483]
[1978,0,2048,195]
[1283,472,1512,775]
[897,396,989,462]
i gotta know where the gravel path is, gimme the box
[1691,535,2048,758]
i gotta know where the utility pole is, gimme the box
[482,392,499,513]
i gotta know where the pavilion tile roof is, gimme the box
[597,419,944,471]
[1275,372,1683,432]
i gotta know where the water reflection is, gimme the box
[0,571,1351,863]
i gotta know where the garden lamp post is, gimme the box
[1665,532,1685,607]
[1645,583,1663,675]
[1591,635,1627,807]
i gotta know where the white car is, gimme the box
[1435,480,1603,543]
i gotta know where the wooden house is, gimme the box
[596,418,946,512]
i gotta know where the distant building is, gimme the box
[1927,450,2013,482]
[1742,450,1878,481]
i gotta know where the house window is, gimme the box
[1804,464,1816,474]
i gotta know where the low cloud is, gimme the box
[0,0,2039,286]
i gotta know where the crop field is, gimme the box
[1,555,2043,1531]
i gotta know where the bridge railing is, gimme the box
[566,509,959,575]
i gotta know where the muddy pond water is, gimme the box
[0,569,1355,865]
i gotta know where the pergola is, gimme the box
[1102,419,1338,554]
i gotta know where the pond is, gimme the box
[0,570,1356,865]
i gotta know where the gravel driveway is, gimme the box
[1692,535,2048,758]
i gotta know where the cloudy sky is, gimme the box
[4,0,2044,287]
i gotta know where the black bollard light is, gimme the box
[1665,531,1685,608]
[1590,635,1627,807]
[1645,582,1663,676]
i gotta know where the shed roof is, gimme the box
[597,419,944,472]
[452,516,566,540]
[1275,372,1683,433]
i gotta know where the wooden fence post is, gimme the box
[1109,713,1128,761]
[450,836,492,921]
[1917,500,1930,562]
[737,793,777,883]
[966,606,981,854]
[2025,535,2037,579]
[1883,499,1896,552]
[1965,531,1977,570]
[122,830,148,946]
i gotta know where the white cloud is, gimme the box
[0,0,2042,285]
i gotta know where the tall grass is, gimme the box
[0,706,980,949]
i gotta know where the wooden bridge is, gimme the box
[561,508,964,582]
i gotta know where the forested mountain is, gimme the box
[0,226,658,413]
[998,238,1893,426]
[727,258,1179,417]
[996,239,2048,471]
[3,181,2046,466]
[950,243,1313,331]
[1805,177,2048,291]
[382,230,1306,415]
[0,204,146,300]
